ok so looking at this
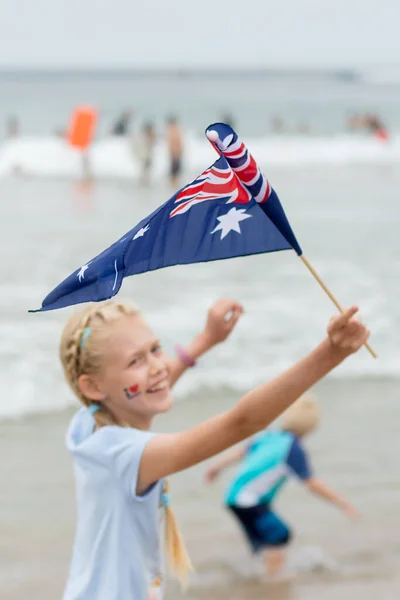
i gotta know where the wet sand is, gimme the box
[3,379,400,599]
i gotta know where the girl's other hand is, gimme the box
[202,298,244,347]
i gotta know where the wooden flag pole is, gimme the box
[300,255,377,358]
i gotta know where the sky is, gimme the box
[0,0,399,68]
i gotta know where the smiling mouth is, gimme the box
[147,380,169,394]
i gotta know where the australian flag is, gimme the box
[32,123,302,312]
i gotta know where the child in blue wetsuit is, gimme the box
[205,394,357,575]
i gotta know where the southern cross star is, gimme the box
[210,207,252,240]
[77,262,91,282]
[133,224,150,240]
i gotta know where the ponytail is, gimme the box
[163,480,193,586]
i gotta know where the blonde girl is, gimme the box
[59,297,368,600]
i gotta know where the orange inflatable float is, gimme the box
[67,107,97,150]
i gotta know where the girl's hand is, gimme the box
[327,306,370,358]
[168,299,243,387]
[202,298,244,347]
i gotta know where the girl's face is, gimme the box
[91,314,172,429]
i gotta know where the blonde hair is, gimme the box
[59,300,192,584]
[281,393,320,437]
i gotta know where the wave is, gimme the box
[0,258,397,420]
[0,132,398,178]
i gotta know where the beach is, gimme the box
[1,70,400,599]
[3,379,400,599]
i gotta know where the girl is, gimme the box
[59,297,369,600]
[205,394,358,576]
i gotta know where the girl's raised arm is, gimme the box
[138,307,369,494]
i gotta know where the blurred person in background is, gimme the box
[364,113,389,141]
[205,394,358,578]
[166,114,183,188]
[6,116,19,138]
[112,109,133,136]
[134,121,157,185]
[220,112,235,129]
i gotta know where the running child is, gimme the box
[205,393,358,576]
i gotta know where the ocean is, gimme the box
[1,69,400,599]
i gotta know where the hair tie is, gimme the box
[88,403,101,415]
[80,327,92,350]
[161,492,170,508]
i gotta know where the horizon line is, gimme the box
[0,63,396,73]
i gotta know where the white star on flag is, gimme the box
[77,262,91,282]
[210,207,252,240]
[133,224,150,240]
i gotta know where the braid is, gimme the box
[60,304,101,406]
[60,300,139,421]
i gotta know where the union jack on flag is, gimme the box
[169,126,272,218]
[32,123,302,312]
[169,158,251,217]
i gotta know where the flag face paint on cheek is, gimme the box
[124,384,141,400]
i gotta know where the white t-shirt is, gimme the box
[63,407,165,600]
